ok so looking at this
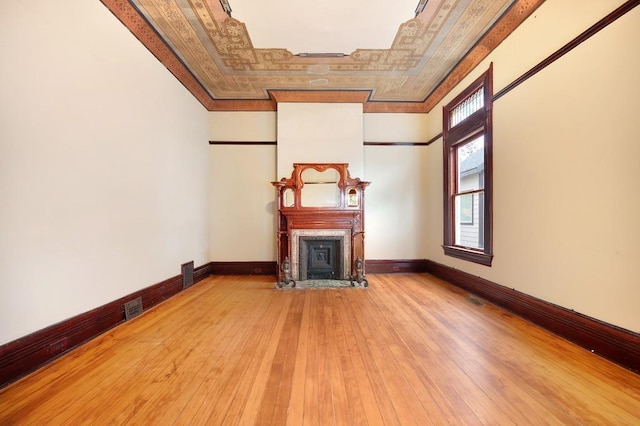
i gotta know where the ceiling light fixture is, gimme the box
[415,0,428,16]
[219,0,232,16]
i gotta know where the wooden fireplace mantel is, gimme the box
[272,163,370,287]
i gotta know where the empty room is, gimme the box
[1,0,639,424]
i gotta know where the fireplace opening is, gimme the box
[299,237,343,280]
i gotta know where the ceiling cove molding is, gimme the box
[100,0,217,109]
[422,0,546,112]
[269,90,371,105]
[100,0,545,113]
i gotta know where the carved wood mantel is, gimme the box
[272,163,370,287]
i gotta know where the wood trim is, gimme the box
[208,260,430,275]
[421,0,545,112]
[269,90,370,105]
[0,262,214,389]
[365,259,429,274]
[442,66,494,266]
[424,132,443,146]
[209,141,277,146]
[99,0,216,110]
[363,101,429,114]
[363,142,433,146]
[209,261,277,276]
[494,0,640,101]
[193,262,214,282]
[208,140,442,147]
[442,246,493,266]
[207,99,277,111]
[362,132,442,146]
[424,260,640,373]
[7,256,636,390]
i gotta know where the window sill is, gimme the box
[442,245,493,266]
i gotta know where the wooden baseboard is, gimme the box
[424,259,640,374]
[365,259,429,274]
[209,261,277,275]
[0,262,213,389]
[5,257,636,389]
[206,259,428,276]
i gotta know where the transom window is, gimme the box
[442,65,493,266]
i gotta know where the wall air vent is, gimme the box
[124,297,143,320]
[182,260,195,289]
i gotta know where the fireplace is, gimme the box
[272,163,370,288]
[291,229,351,281]
[301,238,341,280]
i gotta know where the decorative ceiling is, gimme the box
[101,0,545,112]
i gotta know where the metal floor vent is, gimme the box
[467,296,484,306]
[124,296,143,320]
[182,260,194,289]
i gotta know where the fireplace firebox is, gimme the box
[300,237,342,280]
[272,163,370,288]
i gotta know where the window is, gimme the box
[442,65,493,266]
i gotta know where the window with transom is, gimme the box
[442,65,493,266]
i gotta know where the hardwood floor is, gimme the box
[1,274,639,425]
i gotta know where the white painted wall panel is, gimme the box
[0,0,209,345]
[209,112,277,141]
[209,145,277,261]
[277,103,364,179]
[424,0,640,332]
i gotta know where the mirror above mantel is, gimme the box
[300,167,340,207]
[273,163,368,210]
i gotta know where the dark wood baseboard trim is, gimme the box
[194,262,214,282]
[206,259,427,276]
[424,259,640,374]
[365,259,429,274]
[209,261,277,276]
[208,260,430,276]
[0,262,213,389]
[6,257,636,389]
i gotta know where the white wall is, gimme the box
[277,103,364,178]
[207,110,431,262]
[0,0,210,345]
[209,145,277,261]
[364,113,430,259]
[208,112,277,262]
[209,112,277,142]
[424,0,639,332]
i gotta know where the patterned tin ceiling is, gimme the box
[101,0,544,111]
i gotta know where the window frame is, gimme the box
[442,65,493,266]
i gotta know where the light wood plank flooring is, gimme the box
[1,274,639,425]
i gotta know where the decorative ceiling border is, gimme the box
[420,0,546,112]
[269,91,371,105]
[100,0,545,113]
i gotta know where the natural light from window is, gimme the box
[455,136,485,249]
